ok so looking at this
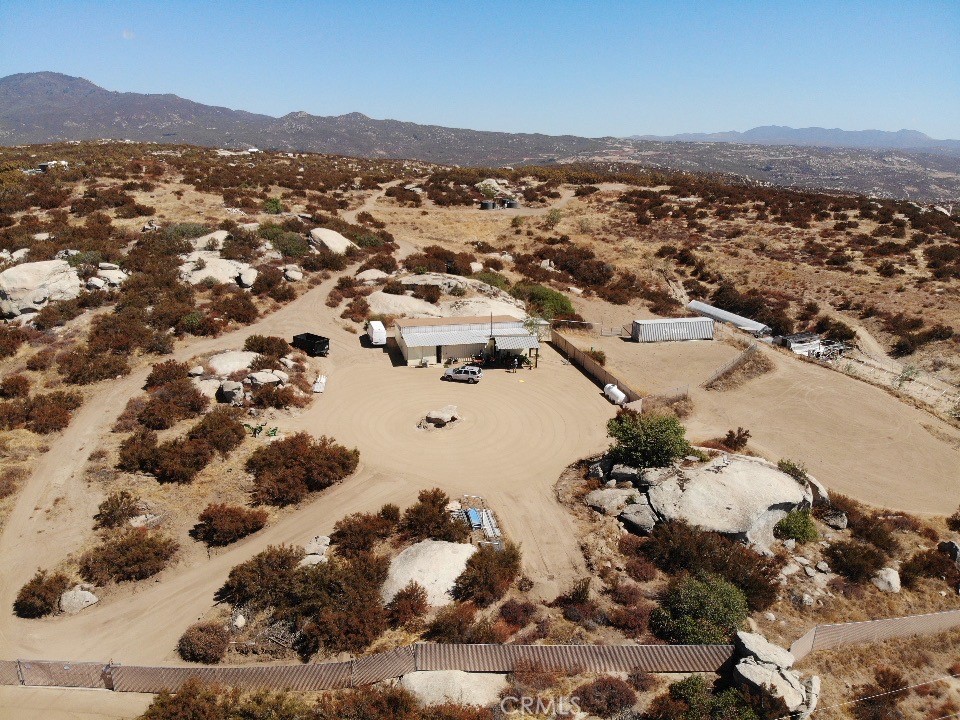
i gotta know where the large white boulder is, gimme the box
[191,229,231,251]
[584,488,639,516]
[248,370,284,387]
[237,267,259,288]
[192,378,221,399]
[309,227,357,254]
[207,351,259,376]
[399,670,507,707]
[304,535,331,555]
[425,405,459,427]
[735,631,795,669]
[0,260,82,317]
[734,659,806,712]
[381,540,476,606]
[401,273,467,294]
[59,588,99,615]
[366,290,443,318]
[179,251,252,286]
[355,268,389,283]
[647,455,813,548]
[216,381,246,404]
[872,568,901,593]
[97,268,128,286]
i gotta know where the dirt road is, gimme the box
[0,271,614,665]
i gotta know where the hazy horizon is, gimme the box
[1,0,958,139]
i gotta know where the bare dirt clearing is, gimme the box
[0,686,153,720]
[589,333,960,515]
[0,272,614,665]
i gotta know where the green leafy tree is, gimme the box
[607,409,691,468]
[650,573,748,644]
[262,197,284,214]
[774,509,818,543]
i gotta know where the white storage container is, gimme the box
[604,383,627,405]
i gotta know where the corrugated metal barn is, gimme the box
[394,315,539,366]
[631,317,714,342]
[687,300,772,336]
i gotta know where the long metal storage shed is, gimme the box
[394,315,540,366]
[687,300,771,336]
[632,317,714,342]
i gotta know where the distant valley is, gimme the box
[2,72,959,204]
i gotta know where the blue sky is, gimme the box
[2,0,958,138]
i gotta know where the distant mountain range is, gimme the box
[0,72,607,166]
[631,126,960,154]
[2,72,959,203]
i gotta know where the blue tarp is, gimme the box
[466,509,482,528]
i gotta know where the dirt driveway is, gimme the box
[0,273,614,665]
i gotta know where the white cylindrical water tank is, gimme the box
[604,383,626,405]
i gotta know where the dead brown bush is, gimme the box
[78,528,179,584]
[191,504,268,546]
[177,621,229,664]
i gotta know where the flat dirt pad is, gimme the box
[579,333,741,395]
[591,334,960,515]
[0,686,153,720]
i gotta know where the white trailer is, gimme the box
[367,320,387,346]
[632,317,714,342]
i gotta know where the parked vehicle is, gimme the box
[442,365,483,384]
[367,320,387,346]
[292,332,330,357]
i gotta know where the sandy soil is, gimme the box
[590,332,960,515]
[0,686,152,720]
[0,270,614,666]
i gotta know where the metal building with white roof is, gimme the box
[394,315,540,366]
[687,300,772,336]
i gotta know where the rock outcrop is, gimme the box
[646,456,812,547]
[0,260,82,316]
[586,453,817,554]
[398,670,507,707]
[872,567,901,593]
[309,227,357,254]
[60,587,99,615]
[731,631,818,715]
[216,380,245,404]
[179,251,254,286]
[735,631,795,668]
[207,351,259,376]
[424,405,459,427]
[620,500,657,534]
[584,488,640,516]
[381,540,476,606]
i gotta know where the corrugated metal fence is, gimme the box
[0,644,731,693]
[550,330,643,403]
[416,643,731,674]
[4,611,960,694]
[790,608,960,661]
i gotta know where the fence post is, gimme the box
[101,663,115,691]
